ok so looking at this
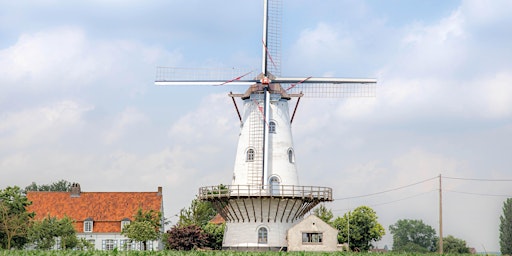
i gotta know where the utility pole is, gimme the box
[439,174,443,254]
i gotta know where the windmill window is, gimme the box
[269,121,276,133]
[288,148,295,163]
[258,227,268,244]
[246,148,255,162]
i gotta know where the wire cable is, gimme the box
[334,176,437,201]
[445,189,512,197]
[332,189,437,213]
[444,176,512,182]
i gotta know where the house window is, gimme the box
[288,148,295,163]
[146,241,154,250]
[258,227,268,244]
[246,148,255,162]
[84,219,93,233]
[121,219,131,231]
[269,121,276,133]
[120,239,134,251]
[302,232,323,244]
[55,237,61,249]
[102,239,117,250]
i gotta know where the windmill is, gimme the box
[155,0,376,251]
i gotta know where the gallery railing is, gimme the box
[198,185,332,201]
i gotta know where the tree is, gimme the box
[121,208,162,250]
[202,222,225,250]
[332,206,385,251]
[0,186,34,249]
[166,224,208,250]
[389,219,437,252]
[178,198,217,228]
[25,180,72,192]
[313,204,334,225]
[28,215,79,249]
[122,221,159,250]
[442,235,470,253]
[500,198,512,255]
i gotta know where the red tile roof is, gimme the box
[210,213,225,225]
[26,188,162,233]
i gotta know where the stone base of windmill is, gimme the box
[199,185,332,251]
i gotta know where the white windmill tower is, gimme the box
[155,0,376,251]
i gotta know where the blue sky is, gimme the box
[1,0,512,251]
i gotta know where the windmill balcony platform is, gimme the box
[198,185,332,201]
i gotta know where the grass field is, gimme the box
[0,251,484,256]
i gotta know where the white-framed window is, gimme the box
[258,227,268,244]
[146,241,154,250]
[102,239,117,250]
[55,237,61,249]
[288,148,295,163]
[246,148,255,162]
[120,239,134,251]
[269,121,276,133]
[302,232,323,244]
[84,218,93,233]
[121,219,131,231]
[269,176,280,195]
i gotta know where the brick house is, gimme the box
[26,183,164,250]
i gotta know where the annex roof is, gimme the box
[26,186,163,222]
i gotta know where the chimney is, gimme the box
[157,186,162,196]
[70,183,81,197]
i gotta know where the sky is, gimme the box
[1,0,511,252]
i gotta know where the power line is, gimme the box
[445,189,512,197]
[444,176,512,182]
[334,176,437,201]
[332,189,437,213]
[370,189,437,208]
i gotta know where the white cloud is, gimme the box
[292,22,354,62]
[0,27,99,89]
[475,71,512,119]
[103,107,148,144]
[168,93,238,146]
[0,100,92,150]
[461,0,512,26]
[0,27,182,93]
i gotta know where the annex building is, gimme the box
[26,183,164,250]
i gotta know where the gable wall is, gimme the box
[287,215,338,251]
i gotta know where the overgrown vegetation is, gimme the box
[166,198,224,250]
[0,251,483,255]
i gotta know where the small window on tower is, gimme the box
[247,148,255,162]
[288,148,295,163]
[269,121,276,133]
